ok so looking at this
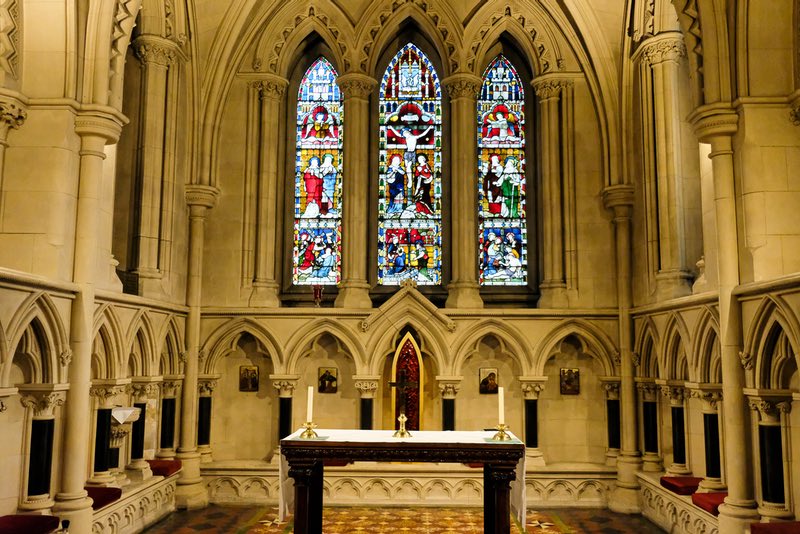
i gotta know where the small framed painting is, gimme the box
[479,368,499,394]
[318,367,338,394]
[239,365,259,392]
[560,368,580,395]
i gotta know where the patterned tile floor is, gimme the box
[143,505,665,533]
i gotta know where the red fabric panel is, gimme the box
[85,486,122,510]
[395,339,421,431]
[750,522,800,534]
[0,515,60,534]
[691,492,727,516]
[147,459,182,477]
[660,476,703,495]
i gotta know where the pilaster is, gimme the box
[518,377,547,466]
[197,377,218,463]
[600,377,621,466]
[659,382,691,475]
[688,384,726,492]
[637,381,663,472]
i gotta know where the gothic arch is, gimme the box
[743,295,800,386]
[158,316,184,376]
[531,319,617,376]
[5,320,48,385]
[92,304,126,379]
[364,314,448,377]
[125,309,158,376]
[661,313,691,380]
[634,316,661,378]
[452,320,531,376]
[5,292,69,384]
[284,319,367,374]
[91,323,116,380]
[201,318,284,374]
[692,306,721,383]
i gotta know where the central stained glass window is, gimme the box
[378,43,442,285]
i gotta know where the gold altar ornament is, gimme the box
[393,413,412,438]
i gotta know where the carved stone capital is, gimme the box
[89,384,128,408]
[20,391,66,418]
[602,185,635,219]
[689,106,738,143]
[660,385,685,405]
[270,375,299,398]
[184,184,220,210]
[160,379,182,398]
[749,396,792,424]
[639,35,687,65]
[690,388,722,412]
[637,381,659,402]
[353,378,380,399]
[252,75,289,100]
[519,380,546,400]
[436,380,461,400]
[0,99,27,132]
[130,382,159,403]
[134,36,178,67]
[739,350,754,371]
[198,378,218,397]
[602,381,620,400]
[442,73,482,100]
[337,72,377,99]
[532,77,572,101]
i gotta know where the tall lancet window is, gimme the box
[478,55,527,285]
[293,57,343,286]
[378,43,442,286]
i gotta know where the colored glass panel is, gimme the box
[293,57,343,285]
[378,43,442,286]
[478,55,527,285]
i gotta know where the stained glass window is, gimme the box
[293,57,342,285]
[477,55,527,285]
[378,43,442,285]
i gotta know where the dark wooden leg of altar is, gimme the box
[288,462,315,534]
[490,466,515,534]
[309,461,324,533]
[483,464,495,534]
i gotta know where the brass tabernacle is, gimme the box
[299,422,319,439]
[393,413,412,438]
[492,423,511,441]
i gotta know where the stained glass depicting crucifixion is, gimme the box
[377,43,442,286]
[477,55,528,285]
[293,57,343,286]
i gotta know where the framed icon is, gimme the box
[318,367,338,394]
[479,367,499,394]
[239,365,259,392]
[560,368,580,395]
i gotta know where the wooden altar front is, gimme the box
[281,429,525,534]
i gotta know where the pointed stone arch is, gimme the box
[452,319,531,376]
[156,315,184,376]
[284,319,366,375]
[692,306,721,383]
[201,318,284,375]
[744,296,800,389]
[634,316,661,378]
[92,304,126,379]
[6,319,48,386]
[125,310,158,377]
[661,313,691,380]
[364,311,449,377]
[531,318,617,376]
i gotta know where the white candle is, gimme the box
[307,385,314,422]
[498,386,505,425]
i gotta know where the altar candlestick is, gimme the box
[498,387,505,425]
[307,386,314,422]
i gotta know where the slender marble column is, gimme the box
[335,73,376,308]
[603,185,641,512]
[176,184,218,509]
[157,379,181,458]
[661,384,691,475]
[354,376,380,430]
[251,77,288,307]
[54,111,123,533]
[690,387,726,491]
[639,382,663,472]
[519,378,547,466]
[436,377,462,431]
[601,380,621,466]
[748,396,793,520]
[126,381,158,482]
[691,108,758,530]
[270,375,299,459]
[443,74,483,308]
[197,378,218,463]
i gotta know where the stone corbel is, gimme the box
[745,389,793,425]
[687,383,722,413]
[270,374,300,398]
[160,377,183,399]
[738,350,754,371]
[657,381,686,406]
[598,377,621,400]
[636,380,659,402]
[130,378,161,403]
[353,375,381,399]
[90,380,131,409]
[109,406,141,448]
[0,95,27,138]
[518,376,548,400]
[436,376,463,400]
[0,387,17,413]
[19,385,68,419]
[198,377,219,397]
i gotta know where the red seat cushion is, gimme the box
[751,522,800,534]
[660,476,703,495]
[691,491,727,516]
[85,485,122,510]
[147,459,182,477]
[0,514,60,534]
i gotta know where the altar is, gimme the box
[280,429,526,534]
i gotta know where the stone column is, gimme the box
[660,383,691,475]
[354,376,380,430]
[54,111,123,534]
[176,184,218,509]
[0,96,26,223]
[251,76,288,307]
[519,377,547,466]
[87,383,127,486]
[18,387,66,512]
[690,386,726,491]
[603,184,641,512]
[271,375,299,457]
[748,395,793,520]
[436,376,462,431]
[197,377,218,463]
[638,381,663,472]
[131,35,178,295]
[533,77,572,308]
[690,108,758,529]
[600,379,621,466]
[126,381,158,482]
[443,74,483,309]
[157,378,181,458]
[335,73,376,308]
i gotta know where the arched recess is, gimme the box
[357,1,460,77]
[452,319,531,376]
[7,320,49,385]
[661,313,692,380]
[201,318,284,375]
[92,305,126,380]
[125,310,158,377]
[752,317,800,391]
[91,325,116,381]
[5,292,69,384]
[285,320,366,374]
[743,296,800,388]
[634,317,661,379]
[157,316,184,376]
[692,307,721,383]
[364,312,448,377]
[531,319,617,376]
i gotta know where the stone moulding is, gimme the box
[638,472,719,534]
[91,473,178,534]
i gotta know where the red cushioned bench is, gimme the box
[85,485,123,510]
[147,459,182,477]
[691,492,727,516]
[660,476,703,495]
[0,514,60,534]
[751,522,800,534]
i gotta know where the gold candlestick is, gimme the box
[299,421,318,439]
[392,413,412,438]
[492,423,511,441]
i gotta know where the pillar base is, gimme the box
[666,463,692,476]
[654,270,692,300]
[126,460,153,483]
[198,444,213,463]
[605,448,620,467]
[641,452,663,472]
[610,452,642,513]
[445,281,483,309]
[18,495,54,513]
[717,500,760,532]
[249,283,281,307]
[757,502,793,521]
[156,448,176,460]
[334,281,372,309]
[525,448,546,467]
[608,486,641,514]
[697,477,726,492]
[175,450,208,510]
[537,284,568,308]
[53,493,94,534]
[86,471,119,487]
